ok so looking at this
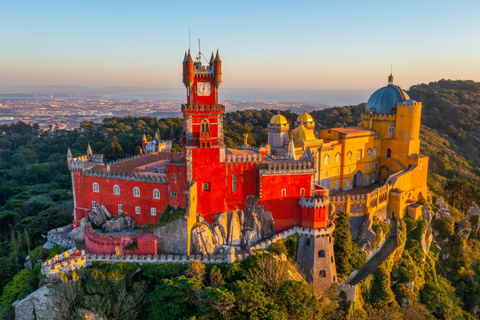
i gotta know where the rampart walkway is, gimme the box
[347,220,398,286]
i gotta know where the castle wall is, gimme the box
[259,173,313,231]
[225,160,261,210]
[72,171,172,226]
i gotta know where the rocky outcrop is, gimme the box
[357,214,377,251]
[68,224,86,242]
[103,215,137,232]
[153,217,189,254]
[434,197,452,221]
[88,205,112,228]
[191,223,215,255]
[15,286,53,320]
[421,206,433,254]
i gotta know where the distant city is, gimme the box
[0,98,334,130]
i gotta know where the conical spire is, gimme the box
[67,147,72,158]
[183,51,187,62]
[142,133,147,141]
[287,139,297,160]
[187,49,193,62]
[86,143,93,156]
[215,49,221,62]
[210,51,215,63]
[154,129,160,141]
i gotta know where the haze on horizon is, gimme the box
[1,0,479,99]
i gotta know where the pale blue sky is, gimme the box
[1,0,479,93]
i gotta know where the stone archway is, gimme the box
[378,165,391,185]
[352,170,364,188]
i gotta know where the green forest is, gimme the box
[1,79,480,318]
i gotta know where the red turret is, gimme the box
[214,50,222,88]
[142,134,147,150]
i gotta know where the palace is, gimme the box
[67,47,428,291]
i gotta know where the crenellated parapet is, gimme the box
[361,112,396,121]
[299,196,329,209]
[83,170,168,183]
[181,104,225,114]
[225,153,263,163]
[260,160,315,175]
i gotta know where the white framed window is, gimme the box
[367,163,370,170]
[334,180,339,189]
[135,206,141,215]
[347,167,351,174]
[203,182,210,191]
[347,152,352,162]
[335,153,341,163]
[420,164,424,170]
[373,147,377,157]
[335,168,340,175]
[366,174,370,183]
[113,185,120,195]
[367,149,372,158]
[93,182,99,193]
[281,189,287,197]
[324,155,330,165]
[153,189,160,199]
[232,174,237,192]
[300,188,305,197]
[151,207,156,216]
[171,192,177,198]
[133,187,140,197]
[357,149,362,160]
[324,171,328,178]
[389,125,395,134]
[346,179,350,187]
[118,204,123,213]
[92,201,96,208]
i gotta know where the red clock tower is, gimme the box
[181,48,227,218]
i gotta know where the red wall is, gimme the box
[191,148,227,222]
[225,161,260,211]
[259,173,312,232]
[300,206,328,229]
[73,171,174,226]
[190,114,219,147]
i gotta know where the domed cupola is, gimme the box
[365,73,410,115]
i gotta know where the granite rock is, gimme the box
[191,223,215,255]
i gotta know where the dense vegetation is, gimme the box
[1,79,480,318]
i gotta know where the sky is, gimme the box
[1,0,480,101]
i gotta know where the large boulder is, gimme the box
[68,224,86,242]
[211,225,225,245]
[257,210,275,239]
[15,286,53,320]
[191,223,215,255]
[212,212,229,241]
[227,211,242,246]
[103,215,137,232]
[153,216,189,254]
[89,207,107,228]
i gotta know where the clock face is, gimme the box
[197,82,211,96]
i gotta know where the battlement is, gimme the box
[361,112,396,120]
[193,65,215,75]
[260,160,315,175]
[83,170,168,183]
[69,154,103,171]
[41,248,86,276]
[330,194,366,202]
[225,153,263,163]
[181,104,225,113]
[299,196,329,208]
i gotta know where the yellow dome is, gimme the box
[270,114,287,125]
[289,124,316,143]
[297,112,313,123]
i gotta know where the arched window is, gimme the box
[93,183,99,193]
[346,179,350,187]
[373,147,377,157]
[324,171,328,178]
[324,155,330,165]
[300,188,305,197]
[367,148,372,158]
[305,238,311,246]
[357,149,362,160]
[113,185,120,195]
[386,148,392,158]
[334,180,339,189]
[153,189,160,199]
[319,270,326,278]
[347,152,352,162]
[133,187,140,197]
[335,153,341,163]
[335,168,340,175]
[318,250,326,258]
[200,119,210,133]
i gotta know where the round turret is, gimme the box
[365,74,410,115]
[297,111,314,124]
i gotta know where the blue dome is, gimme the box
[365,84,410,114]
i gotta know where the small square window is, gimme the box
[118,204,123,213]
[171,192,177,198]
[135,206,141,215]
[203,182,210,191]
